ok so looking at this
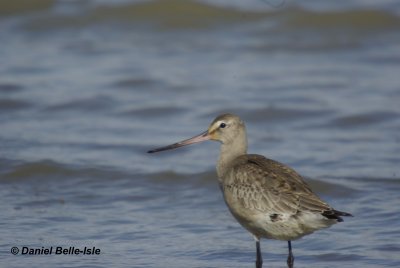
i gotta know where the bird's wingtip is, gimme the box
[322,209,353,222]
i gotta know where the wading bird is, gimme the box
[148,114,352,268]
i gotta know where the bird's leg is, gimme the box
[287,241,294,268]
[255,239,263,268]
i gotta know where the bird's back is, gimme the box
[220,154,351,240]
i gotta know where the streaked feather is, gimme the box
[221,154,351,240]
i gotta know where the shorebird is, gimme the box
[148,113,352,268]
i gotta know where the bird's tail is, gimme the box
[322,209,353,222]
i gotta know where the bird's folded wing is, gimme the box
[225,154,332,214]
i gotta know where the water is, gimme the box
[1,0,400,267]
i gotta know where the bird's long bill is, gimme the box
[147,131,210,153]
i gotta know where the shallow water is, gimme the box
[1,0,400,267]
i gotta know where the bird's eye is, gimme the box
[220,123,226,128]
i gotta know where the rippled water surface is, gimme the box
[1,0,400,267]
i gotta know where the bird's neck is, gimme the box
[216,139,247,180]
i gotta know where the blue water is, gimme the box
[1,0,400,267]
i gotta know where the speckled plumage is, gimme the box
[221,154,347,241]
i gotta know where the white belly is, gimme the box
[225,199,337,241]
